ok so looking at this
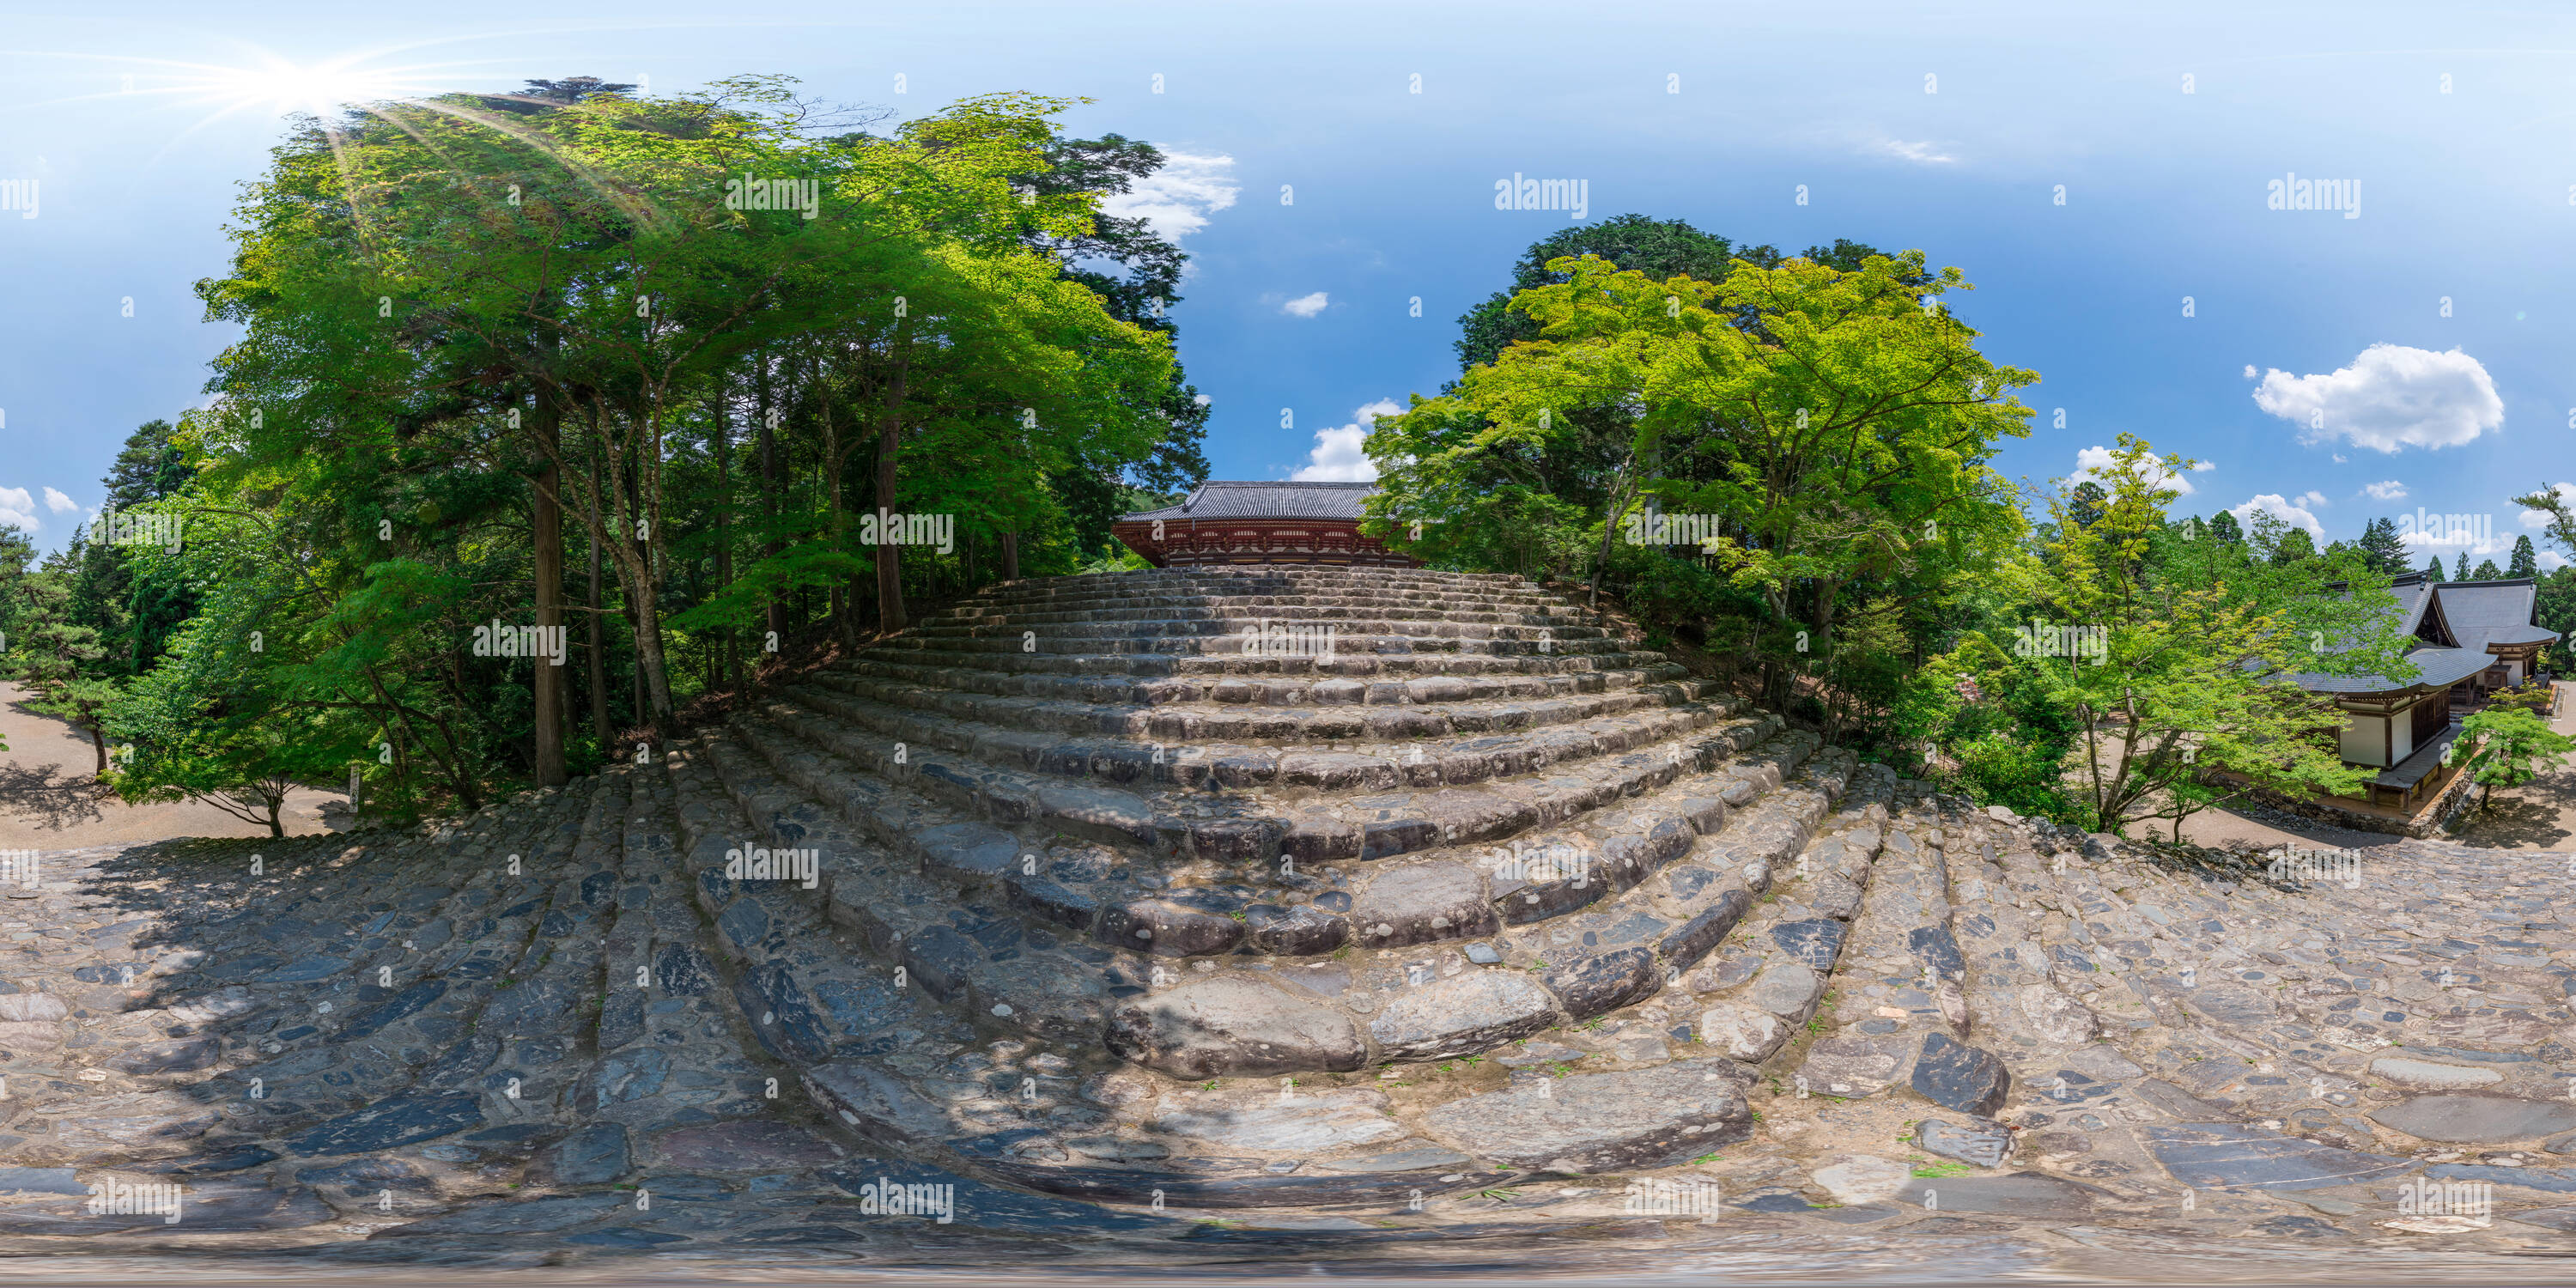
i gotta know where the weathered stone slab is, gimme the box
[1419,1059,1754,1173]
[105,1036,218,1074]
[1812,1156,1910,1203]
[2368,1095,2576,1144]
[1657,889,1751,969]
[372,1194,626,1237]
[1151,1091,1406,1152]
[1242,902,1349,956]
[1698,1001,1790,1062]
[284,1091,485,1157]
[1917,1117,2013,1169]
[1352,863,1497,947]
[1312,1145,1476,1173]
[1910,1032,2009,1117]
[1799,1037,1903,1098]
[652,1120,843,1171]
[1370,971,1556,1060]
[542,1123,631,1185]
[1907,926,1965,981]
[2141,1121,2412,1190]
[1896,1172,2098,1216]
[1748,960,1824,1022]
[1109,976,1368,1078]
[2369,1057,2503,1090]
[1770,919,1847,971]
[1542,946,1661,1022]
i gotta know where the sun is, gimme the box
[194,57,422,118]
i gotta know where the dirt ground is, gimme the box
[0,681,346,850]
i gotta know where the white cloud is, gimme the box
[1281,291,1329,319]
[1876,139,1956,165]
[1291,399,1400,483]
[2229,493,2324,538]
[0,486,37,532]
[2069,445,2193,496]
[2251,344,2503,453]
[2190,461,2216,472]
[2400,520,2515,558]
[1097,150,1238,244]
[2242,365,2257,380]
[2294,490,2328,508]
[41,487,73,513]
[2361,480,2408,502]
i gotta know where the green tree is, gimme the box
[7,558,118,775]
[2455,552,2470,581]
[2206,510,2244,544]
[1375,248,2032,717]
[2512,486,2576,564]
[2424,554,2444,579]
[2453,706,2576,817]
[2509,535,2540,579]
[111,615,344,837]
[1951,437,2415,839]
[2471,558,2503,580]
[2537,567,2576,671]
[2269,526,2317,565]
[1450,215,1902,373]
[2357,516,2407,575]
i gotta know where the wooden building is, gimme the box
[1112,481,1419,568]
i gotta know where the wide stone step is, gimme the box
[867,626,1637,661]
[670,736,1124,1052]
[835,654,1692,709]
[930,601,1605,630]
[906,617,1619,647]
[738,691,1787,872]
[1098,744,1857,1078]
[848,640,1677,682]
[777,678,1743,799]
[721,696,1797,958]
[806,667,1720,745]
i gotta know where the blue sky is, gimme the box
[3,0,2571,567]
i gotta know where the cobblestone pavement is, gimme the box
[0,568,2571,1281]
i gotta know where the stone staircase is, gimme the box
[5,565,2575,1264]
[673,566,1895,1203]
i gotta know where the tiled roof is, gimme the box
[1120,481,1379,522]
[2293,646,2494,694]
[2433,578,2553,652]
[2297,575,2559,695]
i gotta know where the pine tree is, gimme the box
[2424,554,2445,579]
[2357,516,2407,574]
[2455,552,2471,580]
[2510,535,2539,579]
[2472,559,2503,580]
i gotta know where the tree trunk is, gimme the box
[586,440,610,752]
[756,351,787,653]
[588,403,677,738]
[1001,532,1020,583]
[712,366,738,691]
[531,398,568,787]
[818,386,857,648]
[88,724,106,776]
[873,345,911,633]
